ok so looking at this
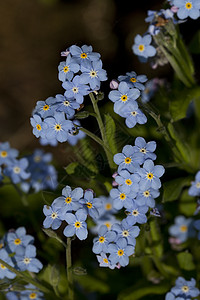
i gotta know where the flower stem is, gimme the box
[79,127,110,152]
[0,258,50,294]
[89,92,116,171]
[66,238,74,300]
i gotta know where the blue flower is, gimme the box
[54,94,80,119]
[6,227,34,255]
[171,277,200,298]
[169,215,194,243]
[125,202,148,225]
[39,137,58,147]
[114,145,143,173]
[96,252,116,269]
[20,284,44,300]
[137,159,165,190]
[79,190,102,219]
[63,209,88,240]
[79,60,107,90]
[118,72,147,91]
[141,79,160,103]
[91,215,121,235]
[0,249,16,279]
[43,203,62,230]
[58,55,80,82]
[30,114,48,138]
[44,112,73,143]
[4,158,30,184]
[69,45,100,64]
[112,219,140,246]
[115,170,140,193]
[119,102,147,128]
[133,137,157,163]
[132,34,156,59]
[98,196,118,217]
[34,97,56,118]
[174,0,200,19]
[0,142,18,166]
[92,225,116,254]
[108,237,135,267]
[135,188,159,208]
[188,171,200,197]
[63,75,90,104]
[110,185,137,210]
[15,245,43,273]
[53,185,83,217]
[108,82,140,115]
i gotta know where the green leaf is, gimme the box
[189,30,200,54]
[74,111,90,119]
[104,114,118,155]
[177,252,195,270]
[75,274,109,293]
[118,282,170,300]
[179,189,196,216]
[162,177,192,202]
[65,162,79,175]
[50,265,60,287]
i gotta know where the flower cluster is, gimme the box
[0,227,43,280]
[5,284,44,300]
[108,72,147,128]
[92,137,165,269]
[31,45,107,145]
[43,186,103,240]
[165,277,200,299]
[0,142,57,193]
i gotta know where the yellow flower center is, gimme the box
[125,179,132,185]
[104,222,111,230]
[143,190,150,197]
[63,66,69,73]
[121,95,128,102]
[75,221,81,228]
[64,100,70,106]
[181,285,189,293]
[138,44,145,52]
[103,258,108,264]
[54,124,62,131]
[180,225,188,232]
[14,238,21,245]
[51,212,57,219]
[65,197,72,204]
[185,2,192,9]
[130,77,137,83]
[125,157,131,164]
[23,258,31,264]
[0,151,7,158]
[132,209,139,216]
[140,148,146,153]
[0,264,6,269]
[120,193,126,200]
[36,124,42,131]
[105,203,112,210]
[80,52,87,59]
[122,230,129,237]
[99,236,105,243]
[43,104,49,111]
[196,182,200,188]
[131,111,138,116]
[86,202,93,209]
[0,243,4,249]
[29,293,37,299]
[34,155,41,163]
[117,249,124,256]
[147,172,154,180]
[13,166,21,174]
[72,87,79,93]
[90,70,97,78]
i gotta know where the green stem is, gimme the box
[66,238,74,300]
[80,127,110,152]
[89,92,116,171]
[0,258,50,294]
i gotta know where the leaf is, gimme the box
[104,114,118,155]
[75,274,109,293]
[177,252,195,270]
[50,265,60,287]
[65,162,79,175]
[118,282,170,300]
[162,177,192,202]
[74,111,90,119]
[189,30,200,54]
[179,189,196,216]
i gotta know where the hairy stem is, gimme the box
[66,238,74,300]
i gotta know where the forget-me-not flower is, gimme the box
[119,101,147,128]
[80,190,102,220]
[108,237,135,267]
[118,71,147,91]
[34,97,56,118]
[58,55,80,82]
[92,225,116,254]
[6,227,34,255]
[171,277,200,298]
[112,219,140,246]
[132,34,156,59]
[4,158,30,184]
[113,145,142,173]
[115,170,140,193]
[110,185,137,210]
[15,245,43,273]
[125,202,149,225]
[174,0,200,20]
[54,94,80,119]
[169,215,194,243]
[188,171,200,197]
[133,137,157,163]
[70,45,100,64]
[63,75,90,104]
[0,142,18,166]
[63,209,88,240]
[0,249,16,279]
[43,203,62,230]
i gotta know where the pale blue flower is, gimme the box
[63,75,90,104]
[43,203,62,230]
[169,215,194,243]
[108,237,135,267]
[118,71,147,91]
[132,34,156,58]
[0,142,18,166]
[174,0,200,19]
[15,245,43,273]
[54,94,80,119]
[110,185,138,210]
[125,202,148,225]
[69,45,100,64]
[63,209,88,240]
[171,277,200,298]
[34,97,56,118]
[4,158,30,184]
[92,225,116,254]
[115,170,140,193]
[113,145,142,173]
[58,55,80,82]
[119,101,147,128]
[133,137,157,163]
[96,252,116,269]
[0,249,16,279]
[6,227,34,255]
[112,219,140,246]
[188,171,200,197]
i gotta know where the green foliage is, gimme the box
[177,252,195,271]
[162,177,192,202]
[104,113,118,155]
[189,30,200,54]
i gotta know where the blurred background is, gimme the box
[0,0,171,152]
